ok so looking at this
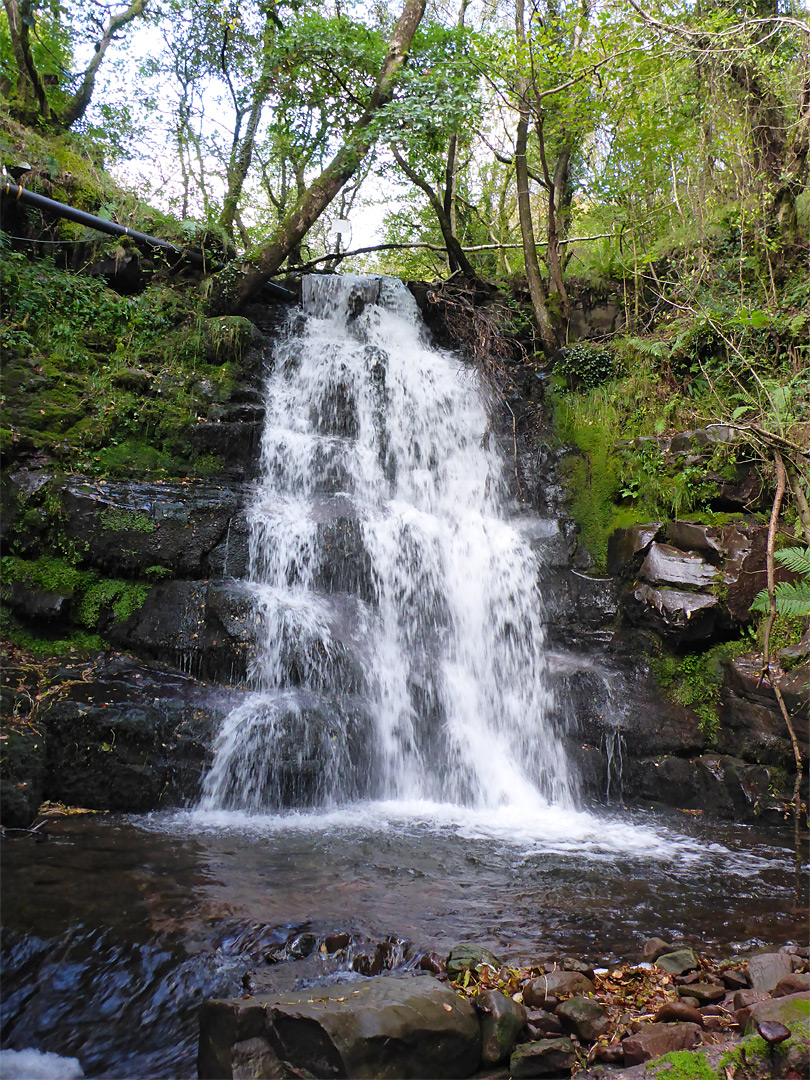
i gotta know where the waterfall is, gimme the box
[200,275,575,814]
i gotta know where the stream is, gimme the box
[1,807,807,1078]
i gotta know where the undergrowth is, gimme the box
[0,253,240,477]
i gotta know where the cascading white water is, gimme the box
[200,274,575,814]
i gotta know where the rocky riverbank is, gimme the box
[199,933,810,1079]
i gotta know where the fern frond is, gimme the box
[773,546,810,579]
[751,580,810,618]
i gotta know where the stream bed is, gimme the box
[1,805,806,1079]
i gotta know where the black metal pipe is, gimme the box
[1,179,297,302]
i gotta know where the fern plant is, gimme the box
[751,547,810,618]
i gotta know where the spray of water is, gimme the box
[200,275,574,814]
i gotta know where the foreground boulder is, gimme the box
[198,972,481,1079]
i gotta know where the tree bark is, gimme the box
[441,0,470,273]
[59,0,150,128]
[514,0,557,354]
[3,0,50,122]
[233,0,426,309]
[392,148,479,279]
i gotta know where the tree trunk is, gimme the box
[441,0,470,274]
[534,116,571,320]
[59,0,149,128]
[233,0,426,309]
[392,148,479,279]
[219,11,277,239]
[514,0,557,354]
[3,0,50,122]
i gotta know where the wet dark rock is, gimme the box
[558,958,596,980]
[58,477,249,578]
[739,992,810,1034]
[0,723,45,827]
[722,968,751,990]
[677,983,726,1005]
[509,1037,576,1078]
[556,995,608,1043]
[523,971,594,1005]
[325,933,352,953]
[747,952,794,992]
[352,937,412,976]
[198,972,481,1080]
[476,988,528,1066]
[757,1019,792,1045]
[641,938,675,963]
[669,425,737,452]
[191,420,263,475]
[655,949,700,976]
[108,580,252,683]
[591,1042,624,1064]
[622,1021,703,1065]
[523,1009,562,1036]
[732,990,770,1011]
[447,943,502,981]
[653,1002,705,1026]
[639,543,719,589]
[774,973,810,997]
[717,660,809,770]
[606,523,662,579]
[1,581,73,623]
[33,655,228,812]
[628,583,719,642]
[418,951,445,975]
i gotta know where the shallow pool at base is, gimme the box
[1,805,806,1079]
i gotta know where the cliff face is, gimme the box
[1,265,805,827]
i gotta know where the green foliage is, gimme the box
[651,638,752,740]
[0,255,235,477]
[1,555,90,595]
[555,342,620,391]
[1,556,149,629]
[0,610,105,658]
[77,579,149,626]
[751,548,810,618]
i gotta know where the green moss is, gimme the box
[77,579,149,626]
[99,508,155,533]
[0,254,236,478]
[0,610,105,658]
[651,1049,721,1080]
[1,557,149,629]
[651,637,753,740]
[0,555,91,595]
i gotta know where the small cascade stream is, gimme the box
[201,275,573,813]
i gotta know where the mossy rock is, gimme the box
[202,316,258,363]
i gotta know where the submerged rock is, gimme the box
[198,972,481,1080]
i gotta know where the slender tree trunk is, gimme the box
[3,0,50,121]
[59,0,149,128]
[514,107,557,353]
[392,149,478,279]
[513,0,557,354]
[441,0,470,273]
[534,117,571,319]
[232,0,426,309]
[219,12,277,239]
